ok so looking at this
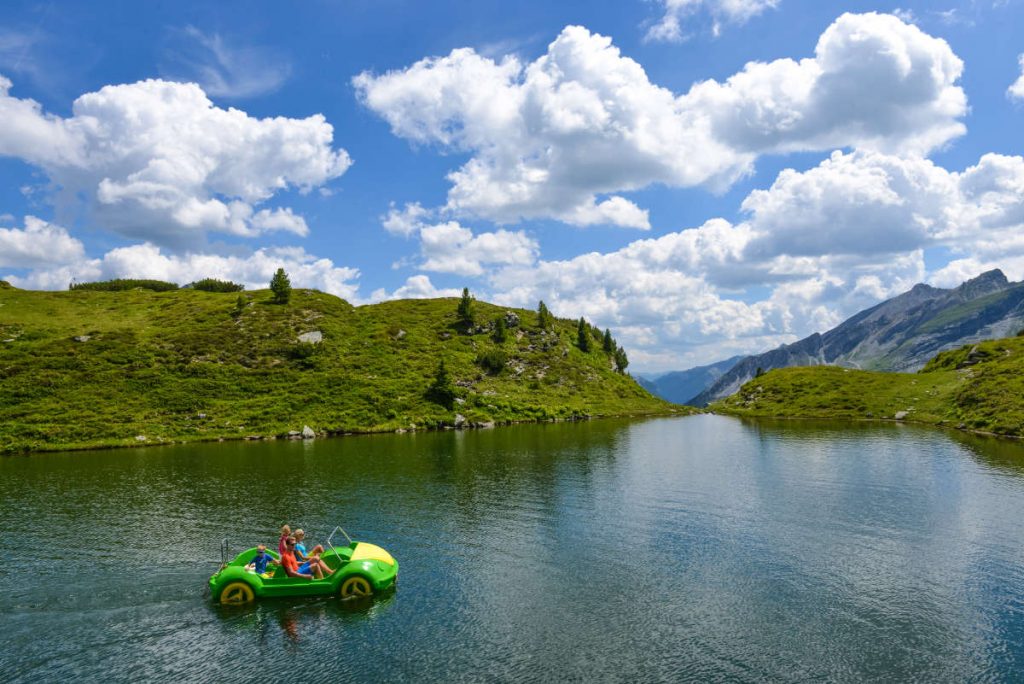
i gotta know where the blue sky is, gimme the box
[1,0,1023,371]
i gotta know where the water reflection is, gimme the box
[4,415,1024,681]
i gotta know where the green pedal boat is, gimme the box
[209,526,398,604]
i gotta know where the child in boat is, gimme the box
[245,544,277,577]
[278,524,291,556]
[293,530,334,577]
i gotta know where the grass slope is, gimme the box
[0,285,681,453]
[714,335,1024,437]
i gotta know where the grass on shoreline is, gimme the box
[713,335,1024,437]
[0,285,685,454]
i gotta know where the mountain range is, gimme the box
[670,269,1024,406]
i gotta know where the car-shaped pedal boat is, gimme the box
[210,526,398,604]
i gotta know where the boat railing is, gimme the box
[325,526,353,560]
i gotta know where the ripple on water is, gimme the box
[3,415,1024,681]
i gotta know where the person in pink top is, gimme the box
[278,524,291,556]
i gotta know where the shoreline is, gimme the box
[2,406,693,456]
[711,409,1024,441]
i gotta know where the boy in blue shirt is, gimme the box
[245,544,277,577]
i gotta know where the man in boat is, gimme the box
[281,536,330,579]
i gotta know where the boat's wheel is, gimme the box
[219,581,255,604]
[339,576,373,599]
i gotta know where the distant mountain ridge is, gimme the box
[692,270,1024,406]
[638,356,743,405]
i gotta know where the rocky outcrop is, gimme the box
[693,270,1024,405]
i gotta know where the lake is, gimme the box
[3,414,1024,682]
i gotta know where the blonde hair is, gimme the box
[280,524,291,536]
[294,529,305,539]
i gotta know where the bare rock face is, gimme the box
[302,425,315,439]
[692,270,1024,406]
[298,331,323,344]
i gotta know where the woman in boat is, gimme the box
[293,530,334,577]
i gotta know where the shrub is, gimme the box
[69,279,178,292]
[270,268,291,304]
[537,300,553,329]
[426,359,457,408]
[493,316,508,343]
[476,349,508,375]
[189,278,244,292]
[457,287,474,326]
[577,317,591,352]
[614,345,629,373]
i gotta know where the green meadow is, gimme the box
[0,282,682,453]
[714,335,1024,437]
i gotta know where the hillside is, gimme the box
[638,356,743,405]
[713,335,1024,437]
[0,284,680,453]
[693,270,1024,405]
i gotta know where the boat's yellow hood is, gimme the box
[350,542,396,566]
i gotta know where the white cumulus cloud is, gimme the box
[479,147,1024,371]
[369,274,463,302]
[1009,54,1024,101]
[646,0,780,42]
[0,76,350,247]
[354,13,965,229]
[0,215,85,268]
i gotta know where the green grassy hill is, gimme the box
[0,283,681,453]
[713,335,1024,437]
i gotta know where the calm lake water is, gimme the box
[3,415,1024,682]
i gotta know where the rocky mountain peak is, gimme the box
[956,269,1008,299]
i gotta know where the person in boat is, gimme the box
[292,529,331,575]
[292,532,334,578]
[278,524,291,556]
[282,536,334,579]
[245,544,277,576]
[280,536,315,579]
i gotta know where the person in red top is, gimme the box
[280,536,314,579]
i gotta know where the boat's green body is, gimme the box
[209,540,398,603]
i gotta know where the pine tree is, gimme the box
[426,359,457,409]
[603,328,614,353]
[457,287,474,325]
[614,345,629,373]
[270,267,291,304]
[577,317,591,352]
[493,315,508,343]
[232,294,247,317]
[537,300,552,329]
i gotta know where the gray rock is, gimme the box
[895,411,909,420]
[504,311,520,328]
[302,425,315,439]
[394,329,407,340]
[297,330,323,344]
[454,413,466,427]
[134,435,147,442]
[287,430,301,439]
[477,421,495,429]
[73,335,91,342]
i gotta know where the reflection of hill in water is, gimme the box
[734,415,1024,476]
